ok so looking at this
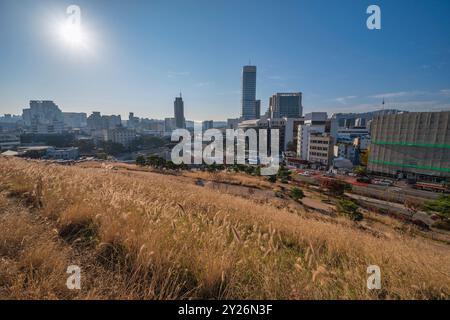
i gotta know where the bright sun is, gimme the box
[58,22,88,49]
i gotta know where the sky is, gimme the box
[0,0,450,121]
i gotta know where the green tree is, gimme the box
[147,155,166,168]
[136,155,146,166]
[424,195,450,220]
[290,187,305,202]
[353,166,367,176]
[337,199,363,221]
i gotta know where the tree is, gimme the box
[277,166,292,182]
[320,179,351,197]
[353,166,367,176]
[267,175,277,183]
[424,195,450,220]
[337,199,363,221]
[360,149,369,166]
[136,155,146,166]
[147,155,166,168]
[290,187,304,202]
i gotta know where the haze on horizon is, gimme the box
[0,0,450,121]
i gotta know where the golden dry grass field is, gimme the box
[0,157,449,299]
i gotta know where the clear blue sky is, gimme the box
[1,0,450,121]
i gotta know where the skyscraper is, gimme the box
[174,94,185,129]
[269,93,303,118]
[255,100,261,119]
[241,65,257,120]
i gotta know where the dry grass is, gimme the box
[0,157,449,300]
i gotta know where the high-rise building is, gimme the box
[63,112,87,129]
[128,112,139,128]
[164,117,176,132]
[22,100,64,134]
[255,100,261,119]
[368,111,450,180]
[174,94,185,129]
[269,93,302,118]
[87,112,121,131]
[241,65,257,120]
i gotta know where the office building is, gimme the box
[87,112,121,131]
[202,120,214,131]
[164,117,176,133]
[269,93,302,118]
[255,100,261,119]
[308,133,334,168]
[22,100,64,134]
[103,127,136,147]
[241,65,257,120]
[227,118,240,129]
[63,112,87,129]
[297,113,328,159]
[174,94,186,129]
[368,111,450,180]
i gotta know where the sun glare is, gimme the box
[59,22,86,48]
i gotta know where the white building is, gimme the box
[103,128,136,147]
[22,100,64,134]
[307,132,334,168]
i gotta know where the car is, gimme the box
[357,176,371,183]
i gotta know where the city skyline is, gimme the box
[1,0,450,120]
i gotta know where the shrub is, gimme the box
[290,187,304,202]
[320,179,351,197]
[136,155,146,166]
[424,195,450,220]
[337,199,363,221]
[432,219,450,231]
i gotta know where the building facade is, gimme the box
[202,120,214,131]
[241,65,257,120]
[103,128,136,147]
[174,95,186,129]
[269,93,303,119]
[22,100,64,134]
[0,133,20,150]
[368,111,450,180]
[308,133,334,168]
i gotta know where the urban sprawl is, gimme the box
[1,65,449,191]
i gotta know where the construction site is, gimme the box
[368,111,450,182]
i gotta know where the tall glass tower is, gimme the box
[241,65,257,120]
[174,94,185,129]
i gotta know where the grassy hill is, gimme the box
[0,157,449,299]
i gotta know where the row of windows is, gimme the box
[310,140,330,144]
[310,152,329,157]
[310,146,329,151]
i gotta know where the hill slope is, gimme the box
[0,157,449,299]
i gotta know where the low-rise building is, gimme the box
[0,133,20,150]
[104,128,136,147]
[46,147,79,160]
[308,133,334,169]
